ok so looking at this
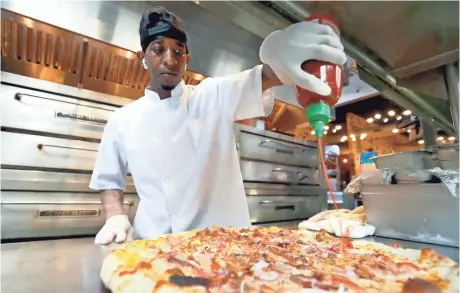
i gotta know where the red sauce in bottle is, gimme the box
[295,14,344,109]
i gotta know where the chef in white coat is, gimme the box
[90,7,346,244]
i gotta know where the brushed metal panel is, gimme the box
[1,132,99,172]
[1,84,116,140]
[247,195,323,223]
[1,191,139,239]
[234,124,318,147]
[361,184,459,247]
[252,220,302,228]
[2,72,133,107]
[240,160,319,185]
[238,131,318,167]
[1,169,136,194]
[290,2,459,72]
[244,182,324,196]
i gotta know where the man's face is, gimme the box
[144,38,189,91]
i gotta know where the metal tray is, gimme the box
[427,144,459,170]
[372,150,439,170]
[361,184,459,247]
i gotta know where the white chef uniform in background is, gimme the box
[89,65,274,240]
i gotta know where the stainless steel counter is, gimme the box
[2,236,458,293]
[1,238,113,293]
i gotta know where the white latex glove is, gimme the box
[260,21,347,96]
[95,215,133,245]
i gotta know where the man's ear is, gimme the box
[136,51,145,60]
[184,53,190,70]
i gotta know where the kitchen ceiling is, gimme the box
[288,1,459,76]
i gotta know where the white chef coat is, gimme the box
[89,65,274,239]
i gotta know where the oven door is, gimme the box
[1,191,139,240]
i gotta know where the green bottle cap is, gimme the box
[306,103,331,139]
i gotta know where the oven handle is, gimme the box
[259,139,307,153]
[271,168,309,181]
[2,200,134,206]
[259,200,304,205]
[37,143,98,152]
[55,111,107,125]
[259,200,297,211]
[14,92,114,112]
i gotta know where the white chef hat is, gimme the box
[325,145,340,156]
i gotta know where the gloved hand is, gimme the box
[260,21,347,96]
[95,215,133,245]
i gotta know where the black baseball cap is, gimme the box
[139,7,188,52]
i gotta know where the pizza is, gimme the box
[100,226,459,293]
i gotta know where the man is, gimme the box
[90,7,346,244]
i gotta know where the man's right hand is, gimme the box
[95,215,133,245]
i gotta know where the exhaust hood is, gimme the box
[1,8,205,100]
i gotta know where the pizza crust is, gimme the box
[100,253,124,288]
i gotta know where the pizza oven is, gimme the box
[0,72,140,240]
[235,125,326,228]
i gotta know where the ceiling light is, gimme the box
[350,134,356,138]
[360,133,367,140]
[418,140,424,145]
[324,125,329,130]
[366,118,374,123]
[396,115,402,121]
[352,137,357,141]
[402,110,412,116]
[448,136,456,141]
[382,118,389,123]
[374,113,382,119]
[332,129,337,133]
[335,125,342,130]
[323,131,328,135]
[388,110,396,116]
[310,130,315,135]
[340,136,348,142]
[392,128,399,133]
[407,129,411,133]
[343,158,348,163]
[437,136,444,141]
